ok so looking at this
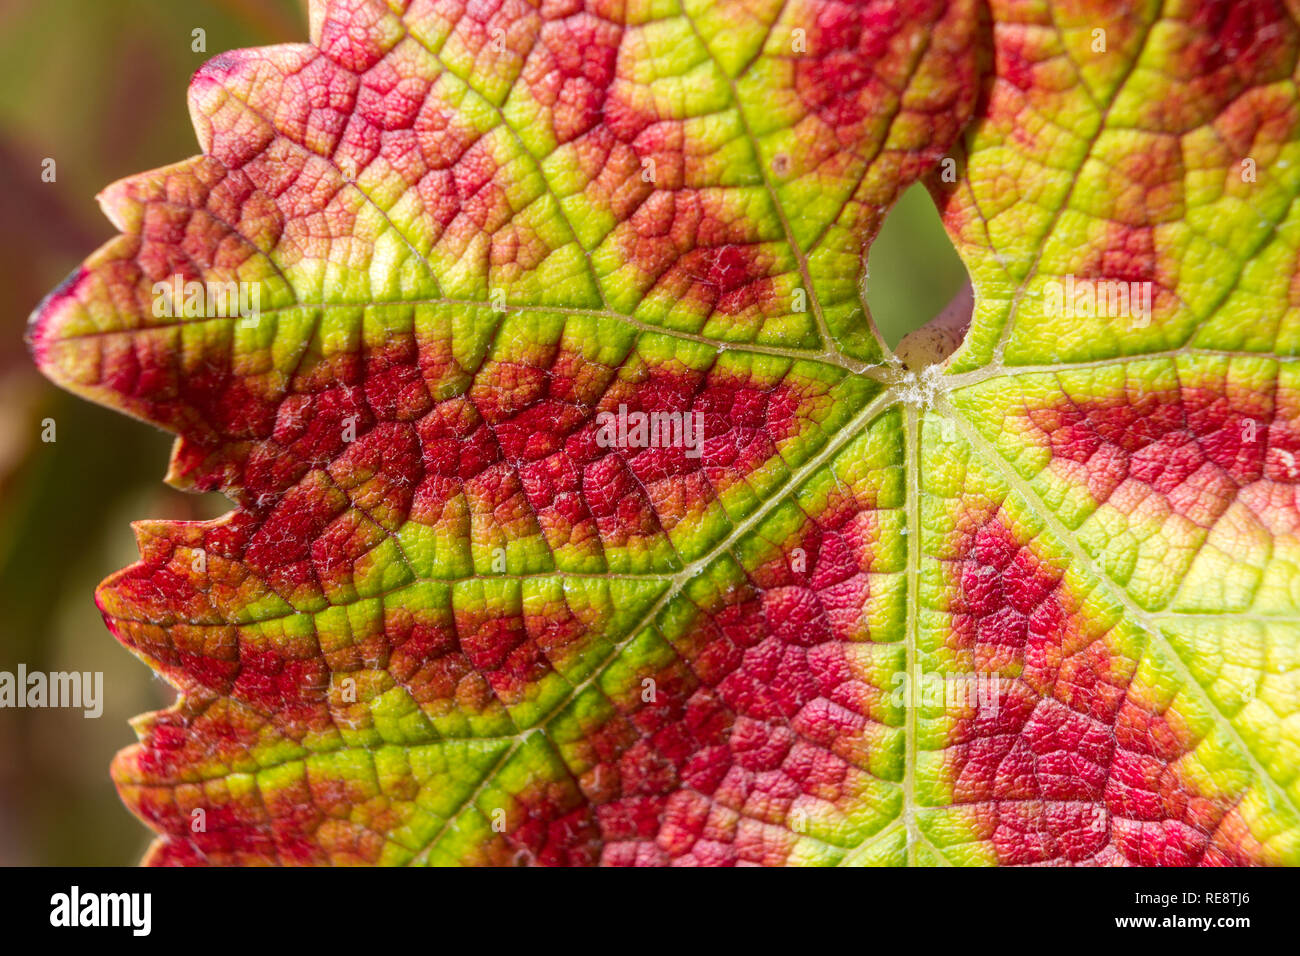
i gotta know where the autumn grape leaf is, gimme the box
[27,0,1300,866]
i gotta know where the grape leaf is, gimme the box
[28,0,1300,866]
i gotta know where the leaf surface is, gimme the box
[29,0,1300,865]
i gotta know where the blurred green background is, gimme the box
[867,185,970,347]
[0,0,965,865]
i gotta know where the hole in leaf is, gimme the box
[865,184,971,367]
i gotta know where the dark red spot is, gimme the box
[946,510,1255,865]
